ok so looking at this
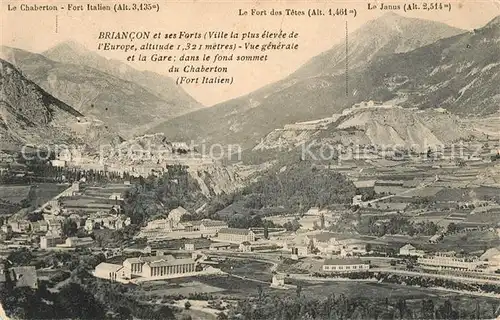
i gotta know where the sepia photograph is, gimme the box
[0,0,499,319]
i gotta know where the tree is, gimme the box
[56,282,105,319]
[263,225,269,240]
[436,299,457,319]
[62,219,77,237]
[446,222,458,234]
[320,213,325,229]
[184,301,191,310]
[217,312,229,320]
[257,285,264,301]
[296,284,302,298]
[421,299,435,320]
[396,298,408,319]
[365,243,372,253]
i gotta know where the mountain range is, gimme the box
[148,13,499,149]
[0,42,202,139]
[0,59,121,151]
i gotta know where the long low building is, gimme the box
[94,254,197,282]
[322,258,370,273]
[417,252,482,272]
[217,228,255,243]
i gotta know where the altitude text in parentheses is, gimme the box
[113,4,129,12]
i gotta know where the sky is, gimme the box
[1,1,499,106]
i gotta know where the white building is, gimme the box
[145,218,171,231]
[50,159,66,168]
[352,195,363,206]
[305,232,363,254]
[399,244,425,257]
[63,237,94,248]
[168,206,189,224]
[479,248,500,273]
[120,255,197,280]
[239,241,252,252]
[94,263,128,283]
[209,243,232,251]
[291,245,309,259]
[30,220,49,233]
[322,258,370,272]
[417,252,482,271]
[40,235,63,249]
[271,274,286,287]
[85,219,96,232]
[200,220,228,233]
[9,220,30,233]
[340,243,367,257]
[217,228,255,244]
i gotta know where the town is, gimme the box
[0,124,499,318]
[1,6,500,320]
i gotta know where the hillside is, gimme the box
[43,41,202,113]
[254,104,483,154]
[362,15,500,116]
[148,13,467,149]
[0,59,121,151]
[0,45,201,138]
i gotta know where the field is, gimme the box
[129,272,500,309]
[426,230,500,254]
[139,280,225,296]
[217,259,273,282]
[0,183,68,215]
[0,185,32,204]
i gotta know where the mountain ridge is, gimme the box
[148,13,473,149]
[0,44,201,139]
[43,40,203,110]
[0,58,121,151]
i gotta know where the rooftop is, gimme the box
[95,262,123,273]
[147,258,195,267]
[218,228,253,236]
[125,255,176,264]
[210,242,232,247]
[400,243,416,250]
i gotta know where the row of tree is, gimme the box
[223,291,498,320]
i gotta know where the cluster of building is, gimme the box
[84,211,131,232]
[138,208,258,246]
[138,207,231,240]
[0,182,134,254]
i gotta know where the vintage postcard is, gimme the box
[1,0,500,319]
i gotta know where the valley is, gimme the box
[0,9,499,320]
